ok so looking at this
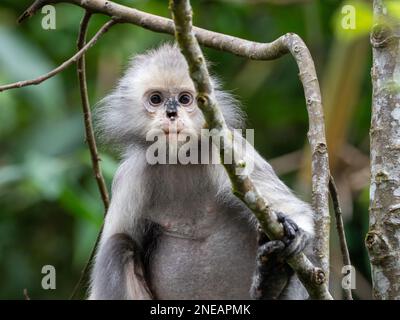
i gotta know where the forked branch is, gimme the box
[0,18,117,92]
[70,11,109,300]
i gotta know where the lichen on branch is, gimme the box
[367,0,400,300]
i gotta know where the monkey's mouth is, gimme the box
[162,121,184,135]
[163,127,181,135]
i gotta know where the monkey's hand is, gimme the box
[250,212,309,300]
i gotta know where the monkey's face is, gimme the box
[96,44,243,150]
[129,52,206,142]
[143,87,200,138]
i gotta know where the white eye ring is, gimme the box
[149,92,163,106]
[178,92,193,106]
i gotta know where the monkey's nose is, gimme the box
[166,111,177,120]
[165,98,179,120]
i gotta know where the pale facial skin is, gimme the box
[143,87,197,135]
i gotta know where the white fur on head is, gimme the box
[95,43,245,152]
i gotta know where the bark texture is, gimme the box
[367,0,400,300]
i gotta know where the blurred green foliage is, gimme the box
[0,0,372,299]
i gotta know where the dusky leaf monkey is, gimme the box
[89,44,314,300]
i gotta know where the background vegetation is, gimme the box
[0,0,373,299]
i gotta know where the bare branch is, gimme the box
[170,0,332,300]
[329,175,353,300]
[367,0,400,299]
[70,11,109,300]
[76,12,110,212]
[0,18,117,93]
[16,0,313,59]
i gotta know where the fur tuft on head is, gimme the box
[95,43,245,153]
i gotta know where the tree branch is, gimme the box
[329,175,353,300]
[170,0,331,300]
[367,0,400,300]
[16,0,312,59]
[70,11,109,300]
[76,11,110,212]
[0,18,116,93]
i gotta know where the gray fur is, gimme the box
[90,233,152,300]
[89,43,314,300]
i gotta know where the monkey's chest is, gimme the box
[148,217,257,299]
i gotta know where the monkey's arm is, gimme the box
[232,133,314,299]
[250,213,310,300]
[89,153,155,300]
[234,132,315,235]
[89,233,153,300]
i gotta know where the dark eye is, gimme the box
[178,93,193,106]
[149,92,163,106]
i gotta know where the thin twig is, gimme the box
[329,175,353,300]
[0,19,117,93]
[69,11,109,300]
[76,12,110,212]
[170,0,332,300]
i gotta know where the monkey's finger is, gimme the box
[276,212,300,243]
[257,240,285,264]
[281,229,309,258]
[256,226,270,246]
